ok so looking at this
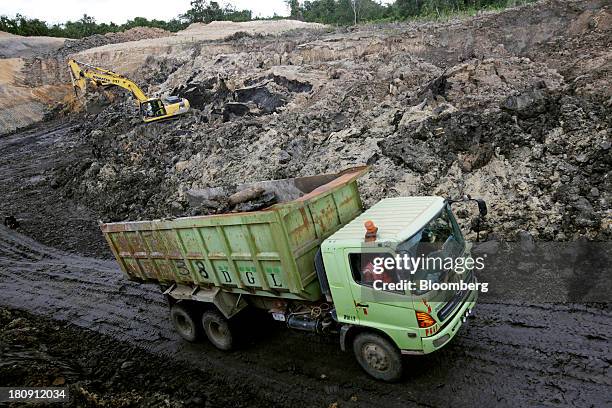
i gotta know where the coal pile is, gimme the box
[172,74,313,120]
[186,185,278,216]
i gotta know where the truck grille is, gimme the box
[437,273,473,321]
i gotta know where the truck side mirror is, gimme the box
[475,199,487,217]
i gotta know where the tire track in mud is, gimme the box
[0,121,111,258]
[0,225,610,407]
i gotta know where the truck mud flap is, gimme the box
[164,284,248,319]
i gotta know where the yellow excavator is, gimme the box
[68,59,190,123]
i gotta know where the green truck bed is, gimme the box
[100,166,367,301]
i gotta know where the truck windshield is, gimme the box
[396,205,465,295]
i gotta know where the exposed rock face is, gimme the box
[57,27,172,57]
[0,28,174,135]
[7,1,612,242]
[0,34,65,59]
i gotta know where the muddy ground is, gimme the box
[0,225,610,407]
[0,119,610,405]
[0,121,109,258]
[0,308,281,408]
[0,0,611,406]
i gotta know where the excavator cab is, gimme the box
[140,99,167,120]
[140,97,190,123]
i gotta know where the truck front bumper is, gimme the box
[402,285,478,355]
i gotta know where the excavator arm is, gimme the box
[67,59,189,123]
[68,59,148,101]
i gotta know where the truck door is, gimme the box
[343,249,420,348]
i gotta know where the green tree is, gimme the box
[181,0,251,24]
[286,0,303,19]
[301,0,389,25]
[394,0,423,18]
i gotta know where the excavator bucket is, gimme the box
[68,60,87,96]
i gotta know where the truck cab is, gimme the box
[321,197,479,380]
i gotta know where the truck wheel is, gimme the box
[352,332,403,382]
[202,310,234,350]
[170,303,201,342]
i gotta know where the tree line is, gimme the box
[1,0,534,38]
[290,0,535,25]
[0,1,251,38]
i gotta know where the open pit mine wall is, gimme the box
[75,1,608,93]
[0,35,69,134]
[0,0,608,135]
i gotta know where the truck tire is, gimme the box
[352,332,403,382]
[170,303,201,342]
[201,310,234,350]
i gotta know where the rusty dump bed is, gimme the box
[100,166,368,301]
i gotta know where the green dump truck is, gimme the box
[100,166,485,381]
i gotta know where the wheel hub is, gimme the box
[209,321,226,341]
[175,314,192,335]
[363,343,389,371]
